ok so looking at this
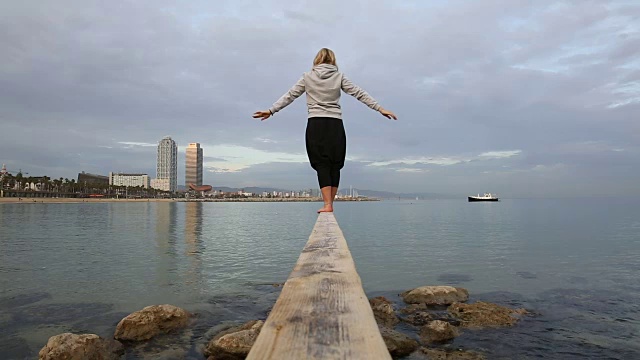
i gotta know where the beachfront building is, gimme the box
[78,171,109,185]
[109,172,150,188]
[156,136,178,192]
[185,142,203,187]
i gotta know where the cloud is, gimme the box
[368,157,466,167]
[479,150,522,159]
[396,168,427,173]
[1,0,639,196]
[118,142,157,148]
[367,150,522,168]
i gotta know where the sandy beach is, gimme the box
[0,197,377,204]
[0,197,178,204]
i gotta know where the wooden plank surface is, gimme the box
[247,213,391,360]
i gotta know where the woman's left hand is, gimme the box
[253,111,271,121]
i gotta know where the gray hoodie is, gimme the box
[268,64,381,119]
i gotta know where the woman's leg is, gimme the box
[328,120,346,210]
[317,166,334,213]
[319,186,333,213]
[330,167,340,205]
[306,118,334,213]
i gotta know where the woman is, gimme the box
[253,48,397,213]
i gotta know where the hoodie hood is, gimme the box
[312,64,338,79]
[268,63,381,119]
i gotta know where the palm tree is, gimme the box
[42,176,50,191]
[0,173,10,189]
[15,172,23,190]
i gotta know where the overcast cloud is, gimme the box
[1,0,638,197]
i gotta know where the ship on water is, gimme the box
[468,193,499,202]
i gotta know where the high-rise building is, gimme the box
[156,136,178,192]
[150,178,170,191]
[185,143,203,187]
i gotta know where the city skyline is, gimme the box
[0,1,638,197]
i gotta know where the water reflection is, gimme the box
[184,202,204,287]
[155,202,178,288]
[185,202,203,255]
[152,202,206,294]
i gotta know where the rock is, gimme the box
[402,286,469,305]
[403,311,433,326]
[114,304,190,341]
[420,347,486,359]
[204,320,263,360]
[369,296,399,327]
[448,301,527,328]
[399,303,428,314]
[378,326,419,357]
[420,320,460,343]
[39,333,124,360]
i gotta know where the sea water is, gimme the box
[1,198,639,359]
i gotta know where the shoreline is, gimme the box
[0,197,379,204]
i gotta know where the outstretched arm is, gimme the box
[341,75,397,120]
[253,77,305,121]
[270,77,305,114]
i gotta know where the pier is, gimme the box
[247,213,391,360]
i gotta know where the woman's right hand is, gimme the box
[379,108,398,120]
[253,110,272,121]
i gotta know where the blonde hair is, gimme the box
[313,48,337,67]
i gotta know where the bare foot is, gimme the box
[317,204,333,213]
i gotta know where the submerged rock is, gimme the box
[402,286,469,305]
[420,347,486,359]
[369,296,399,327]
[114,304,190,341]
[39,333,124,360]
[378,326,419,357]
[204,320,263,360]
[420,320,460,343]
[447,301,527,328]
[403,311,433,326]
[399,303,429,314]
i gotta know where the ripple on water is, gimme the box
[0,292,52,310]
[12,302,114,325]
[516,271,538,279]
[436,273,473,284]
[0,336,31,360]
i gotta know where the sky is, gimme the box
[1,0,638,197]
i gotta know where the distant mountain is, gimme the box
[348,189,457,199]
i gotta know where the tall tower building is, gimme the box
[156,136,178,192]
[185,143,203,186]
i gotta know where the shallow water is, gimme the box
[1,199,639,359]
